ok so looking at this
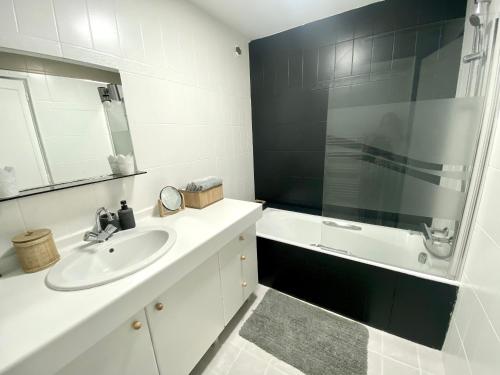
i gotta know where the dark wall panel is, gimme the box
[250,0,467,215]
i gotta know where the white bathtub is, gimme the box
[256,208,455,283]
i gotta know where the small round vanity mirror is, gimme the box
[160,186,183,211]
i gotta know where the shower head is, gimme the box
[469,0,491,27]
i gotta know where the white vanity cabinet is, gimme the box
[241,227,258,300]
[219,225,258,324]
[146,253,225,375]
[54,226,258,375]
[55,310,159,375]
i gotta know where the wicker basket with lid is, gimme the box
[12,229,59,273]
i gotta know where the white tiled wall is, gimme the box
[0,0,254,266]
[442,1,500,374]
[442,155,500,375]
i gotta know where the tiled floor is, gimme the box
[191,285,445,375]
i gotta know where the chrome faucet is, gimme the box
[420,223,453,259]
[83,207,117,243]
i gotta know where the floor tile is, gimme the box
[265,367,287,375]
[382,357,420,375]
[368,327,383,354]
[244,341,275,364]
[209,342,242,375]
[418,344,445,375]
[228,350,269,375]
[269,359,304,375]
[382,333,419,368]
[368,351,382,375]
[191,341,241,375]
[191,285,445,375]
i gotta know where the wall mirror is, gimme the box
[0,50,143,202]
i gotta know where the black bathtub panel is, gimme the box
[388,274,457,348]
[257,237,458,349]
[257,238,396,329]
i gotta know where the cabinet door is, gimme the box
[146,254,224,375]
[55,310,158,375]
[219,237,244,324]
[241,225,258,300]
[219,225,258,324]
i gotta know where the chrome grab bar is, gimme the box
[322,220,362,231]
[310,243,349,255]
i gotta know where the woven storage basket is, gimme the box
[12,229,60,273]
[180,185,223,209]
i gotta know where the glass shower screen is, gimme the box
[321,17,485,278]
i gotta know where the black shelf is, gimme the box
[0,171,147,203]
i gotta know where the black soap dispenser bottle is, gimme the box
[118,200,136,230]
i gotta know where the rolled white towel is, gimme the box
[185,176,222,192]
[0,166,19,198]
[108,154,135,175]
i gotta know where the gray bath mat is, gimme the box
[239,289,368,375]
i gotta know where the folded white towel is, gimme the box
[108,154,135,175]
[185,176,222,192]
[0,166,19,198]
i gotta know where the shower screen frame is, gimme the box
[452,16,500,279]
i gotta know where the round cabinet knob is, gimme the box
[132,320,142,330]
[240,255,247,261]
[239,235,245,241]
[155,302,164,311]
[242,281,248,287]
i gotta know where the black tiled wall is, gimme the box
[250,0,467,215]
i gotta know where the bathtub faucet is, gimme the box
[420,223,453,259]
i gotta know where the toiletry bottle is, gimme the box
[118,200,136,230]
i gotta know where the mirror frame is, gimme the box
[159,186,183,211]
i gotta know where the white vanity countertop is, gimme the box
[0,198,262,375]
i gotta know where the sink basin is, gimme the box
[46,226,176,291]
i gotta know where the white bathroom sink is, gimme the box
[46,226,176,291]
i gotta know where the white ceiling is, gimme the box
[188,0,383,40]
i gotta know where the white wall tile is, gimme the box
[53,0,92,48]
[451,282,476,341]
[0,0,253,274]
[0,0,17,33]
[444,168,500,375]
[443,321,471,375]
[60,43,121,69]
[14,0,58,40]
[444,151,500,373]
[476,168,500,245]
[17,184,97,238]
[138,2,165,68]
[0,200,25,259]
[464,227,500,338]
[462,300,500,375]
[86,0,121,56]
[0,33,62,56]
[116,0,144,62]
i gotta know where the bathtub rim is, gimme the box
[257,208,459,286]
